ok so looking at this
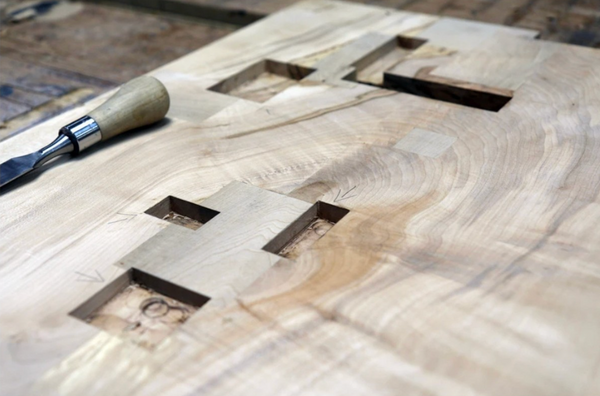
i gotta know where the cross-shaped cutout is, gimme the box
[71,182,349,348]
[119,182,348,302]
[208,32,512,111]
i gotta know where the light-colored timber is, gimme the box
[1,1,600,395]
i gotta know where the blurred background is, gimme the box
[1,0,599,139]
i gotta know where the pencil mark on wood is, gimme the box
[107,213,137,225]
[334,186,357,202]
[75,270,104,283]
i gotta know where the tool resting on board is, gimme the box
[0,76,170,189]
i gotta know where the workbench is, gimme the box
[0,0,234,139]
[2,1,600,395]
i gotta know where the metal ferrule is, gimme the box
[59,116,102,154]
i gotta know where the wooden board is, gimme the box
[2,1,600,395]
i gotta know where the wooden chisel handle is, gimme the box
[60,76,170,153]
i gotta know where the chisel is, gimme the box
[0,76,170,189]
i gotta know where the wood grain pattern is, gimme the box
[1,1,600,395]
[394,128,457,158]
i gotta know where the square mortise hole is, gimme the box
[345,34,511,112]
[145,196,219,230]
[70,268,210,349]
[263,201,349,260]
[208,59,315,103]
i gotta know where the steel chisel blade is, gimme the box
[0,153,41,188]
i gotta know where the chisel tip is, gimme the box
[0,153,40,189]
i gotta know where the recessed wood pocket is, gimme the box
[70,268,210,349]
[344,35,512,112]
[263,201,349,259]
[208,59,315,103]
[382,71,512,112]
[145,196,219,230]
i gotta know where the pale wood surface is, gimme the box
[2,1,600,395]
